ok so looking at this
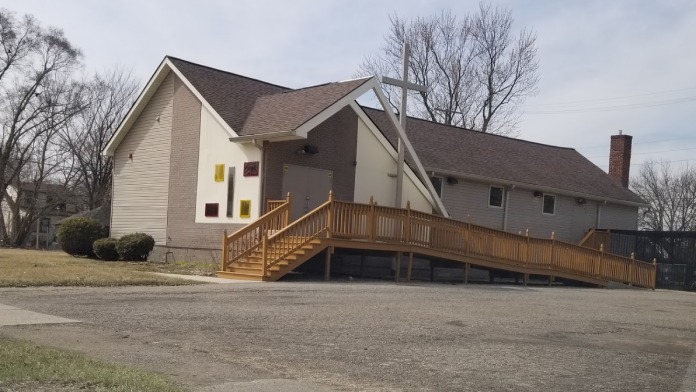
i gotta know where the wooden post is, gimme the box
[464,263,470,284]
[368,196,375,242]
[652,258,657,291]
[628,252,635,286]
[285,192,291,226]
[261,234,268,279]
[407,252,414,282]
[326,190,334,239]
[523,273,529,287]
[324,246,332,281]
[549,232,556,269]
[405,201,411,244]
[360,254,366,278]
[221,229,228,271]
[395,252,402,283]
[598,244,604,278]
[466,217,472,257]
[525,229,530,267]
[548,275,554,286]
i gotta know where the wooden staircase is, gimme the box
[219,193,657,289]
[218,237,325,281]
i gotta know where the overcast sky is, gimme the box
[5,0,696,175]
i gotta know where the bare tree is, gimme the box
[0,9,84,245]
[358,3,539,135]
[631,161,696,231]
[60,67,139,210]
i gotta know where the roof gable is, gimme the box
[167,57,289,132]
[241,78,370,137]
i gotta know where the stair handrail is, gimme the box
[262,197,333,273]
[222,191,656,289]
[329,197,655,288]
[221,193,291,271]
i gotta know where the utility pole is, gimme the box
[382,43,427,208]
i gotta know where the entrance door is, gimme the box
[281,164,333,220]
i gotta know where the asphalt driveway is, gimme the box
[0,281,694,391]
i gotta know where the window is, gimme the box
[489,186,504,208]
[214,164,225,182]
[542,194,556,215]
[205,203,219,217]
[239,200,251,218]
[226,167,235,217]
[430,177,443,197]
[39,218,50,233]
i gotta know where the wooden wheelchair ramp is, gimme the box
[219,193,657,289]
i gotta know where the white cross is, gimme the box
[381,43,427,208]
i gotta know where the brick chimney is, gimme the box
[608,130,633,188]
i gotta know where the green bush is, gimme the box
[93,238,119,261]
[116,233,155,261]
[56,217,106,257]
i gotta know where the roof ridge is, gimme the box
[166,55,291,91]
[360,105,576,151]
[274,77,371,95]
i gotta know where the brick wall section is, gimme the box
[166,76,243,250]
[608,134,633,188]
[263,106,358,201]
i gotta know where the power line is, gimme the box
[576,136,696,150]
[521,86,696,108]
[523,95,696,114]
[595,158,696,169]
[585,146,696,159]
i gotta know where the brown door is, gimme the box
[281,164,333,220]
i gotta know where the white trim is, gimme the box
[166,59,238,138]
[292,78,372,138]
[103,59,170,156]
[103,57,240,157]
[350,102,435,208]
[542,193,556,216]
[368,79,449,217]
[488,185,504,209]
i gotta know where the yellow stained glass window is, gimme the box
[240,200,251,218]
[214,164,225,182]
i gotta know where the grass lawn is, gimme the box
[0,337,182,392]
[0,248,213,287]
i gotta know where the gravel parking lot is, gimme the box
[1,281,694,391]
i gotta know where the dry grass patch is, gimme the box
[0,249,197,287]
[0,337,182,392]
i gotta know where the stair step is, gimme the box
[217,271,265,281]
[227,264,283,273]
[233,260,289,268]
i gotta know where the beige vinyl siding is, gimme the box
[441,180,505,229]
[600,203,638,230]
[111,72,174,244]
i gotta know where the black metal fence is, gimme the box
[601,229,696,289]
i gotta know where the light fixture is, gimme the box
[296,144,319,155]
[533,191,542,198]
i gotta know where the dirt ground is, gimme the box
[0,281,694,391]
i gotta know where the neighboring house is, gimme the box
[103,56,646,260]
[366,110,647,243]
[1,182,84,247]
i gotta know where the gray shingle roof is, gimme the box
[168,57,289,133]
[241,78,370,136]
[362,107,645,205]
[167,56,644,205]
